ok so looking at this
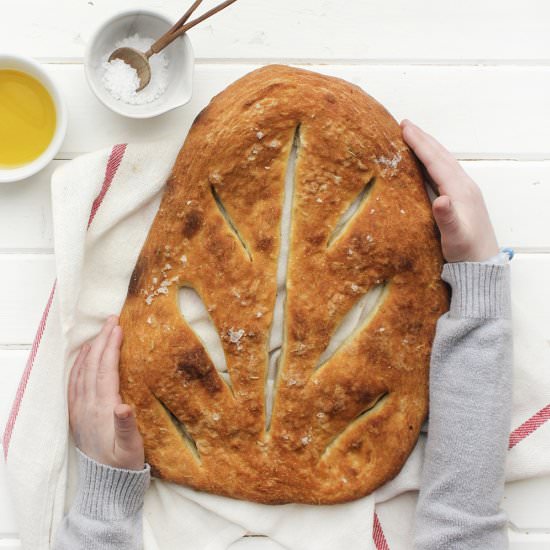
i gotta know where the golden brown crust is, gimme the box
[119,65,449,504]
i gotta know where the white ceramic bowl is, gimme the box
[0,54,67,184]
[85,10,194,119]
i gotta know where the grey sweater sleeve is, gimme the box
[52,448,150,550]
[414,262,513,550]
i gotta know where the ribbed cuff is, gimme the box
[442,262,511,319]
[74,447,150,520]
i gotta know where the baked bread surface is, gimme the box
[119,64,449,504]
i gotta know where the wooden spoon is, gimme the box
[109,0,238,91]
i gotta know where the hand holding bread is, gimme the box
[68,316,145,471]
[401,119,499,263]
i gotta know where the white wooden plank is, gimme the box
[1,0,550,62]
[0,352,26,436]
[0,351,26,535]
[42,64,550,158]
[0,162,60,251]
[1,160,549,252]
[510,254,550,341]
[465,162,550,252]
[0,256,55,346]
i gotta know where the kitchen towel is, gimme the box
[2,141,549,550]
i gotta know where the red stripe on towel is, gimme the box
[2,282,57,459]
[2,144,127,460]
[509,404,550,450]
[88,143,127,227]
[373,512,390,550]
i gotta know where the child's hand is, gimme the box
[68,315,145,470]
[401,120,499,263]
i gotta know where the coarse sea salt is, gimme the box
[102,33,170,105]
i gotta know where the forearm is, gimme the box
[414,262,513,550]
[52,448,150,550]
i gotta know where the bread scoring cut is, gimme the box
[119,64,449,504]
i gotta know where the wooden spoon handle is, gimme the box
[146,0,203,56]
[146,0,238,57]
[167,0,204,37]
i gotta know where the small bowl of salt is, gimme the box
[85,10,194,118]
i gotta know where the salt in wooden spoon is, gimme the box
[109,0,238,91]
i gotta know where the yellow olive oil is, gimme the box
[0,69,56,168]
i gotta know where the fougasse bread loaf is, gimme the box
[118,64,449,505]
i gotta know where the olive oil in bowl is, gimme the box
[0,69,56,168]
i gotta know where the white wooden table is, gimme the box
[1,1,550,548]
